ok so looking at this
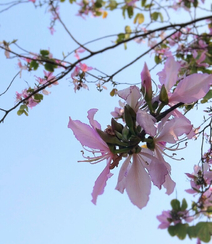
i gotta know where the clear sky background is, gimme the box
[0,1,210,244]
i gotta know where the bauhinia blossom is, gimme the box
[157,56,212,104]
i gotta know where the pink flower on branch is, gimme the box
[157,56,212,104]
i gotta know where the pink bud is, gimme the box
[141,63,152,101]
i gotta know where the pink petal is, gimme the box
[118,86,141,111]
[115,156,131,193]
[68,117,108,150]
[157,57,181,91]
[149,158,168,188]
[126,154,151,209]
[91,162,113,204]
[87,109,101,129]
[136,110,156,136]
[169,74,212,104]
[162,174,176,195]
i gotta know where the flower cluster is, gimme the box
[68,56,212,209]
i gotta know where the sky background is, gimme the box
[0,1,211,244]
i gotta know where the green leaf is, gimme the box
[107,0,117,10]
[94,0,102,8]
[168,224,188,240]
[151,12,159,21]
[127,6,133,19]
[34,93,43,102]
[110,88,117,96]
[196,222,212,242]
[154,55,161,64]
[17,109,24,116]
[60,0,66,2]
[40,50,50,56]
[141,0,147,7]
[144,3,154,8]
[125,25,131,34]
[44,63,57,72]
[171,199,180,211]
[187,226,197,239]
[193,0,198,7]
[176,224,188,240]
[30,60,39,70]
[207,206,212,213]
[133,13,145,24]
[181,198,188,211]
[23,110,28,116]
[20,105,28,112]
[116,33,125,43]
[69,0,76,3]
[158,12,163,22]
[95,11,102,16]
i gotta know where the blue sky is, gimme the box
[0,1,210,244]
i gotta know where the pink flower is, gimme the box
[157,209,193,229]
[48,27,56,35]
[68,109,116,204]
[74,48,85,60]
[117,86,143,112]
[185,164,212,194]
[29,0,36,2]
[157,210,172,229]
[157,56,212,104]
[79,63,93,72]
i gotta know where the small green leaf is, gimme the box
[110,88,117,96]
[116,33,125,43]
[44,63,57,72]
[158,12,163,22]
[141,0,146,7]
[127,6,133,19]
[30,60,39,70]
[94,0,102,8]
[17,110,24,116]
[144,3,154,8]
[125,25,131,34]
[193,0,198,7]
[34,93,43,102]
[133,13,145,24]
[107,0,118,10]
[181,198,188,211]
[154,55,161,64]
[23,110,28,116]
[40,50,50,56]
[151,12,159,21]
[171,199,180,211]
[20,105,28,112]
